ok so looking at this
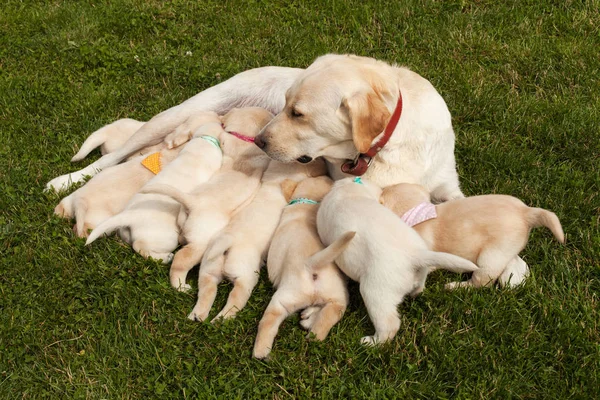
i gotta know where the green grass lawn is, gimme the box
[1,0,599,398]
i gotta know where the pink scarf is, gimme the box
[400,202,437,227]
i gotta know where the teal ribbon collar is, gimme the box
[199,135,221,152]
[288,198,319,206]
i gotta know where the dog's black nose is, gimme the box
[296,155,313,164]
[254,134,266,149]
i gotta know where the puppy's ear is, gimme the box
[342,88,391,154]
[280,179,299,203]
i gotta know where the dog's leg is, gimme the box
[211,271,260,322]
[446,249,513,289]
[498,256,529,288]
[170,244,203,291]
[188,272,222,322]
[359,281,402,345]
[409,267,429,298]
[307,301,346,341]
[253,294,304,359]
[46,66,300,192]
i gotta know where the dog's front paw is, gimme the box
[45,174,75,193]
[444,281,461,290]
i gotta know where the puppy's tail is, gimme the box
[74,198,89,237]
[139,184,194,213]
[526,208,565,244]
[71,126,112,162]
[86,212,134,245]
[306,231,356,271]
[415,251,479,274]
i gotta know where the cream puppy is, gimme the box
[54,147,183,238]
[85,115,224,262]
[253,176,352,359]
[188,158,327,323]
[55,112,221,237]
[380,183,565,289]
[143,107,274,290]
[317,177,479,345]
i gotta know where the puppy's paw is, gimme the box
[161,253,175,265]
[187,309,207,322]
[176,283,192,293]
[444,281,461,290]
[360,336,377,346]
[164,131,191,149]
[45,174,75,193]
[252,348,271,360]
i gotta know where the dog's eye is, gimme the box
[291,109,303,118]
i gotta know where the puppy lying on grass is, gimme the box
[54,147,184,238]
[188,157,327,323]
[380,183,565,289]
[85,112,224,263]
[143,107,273,290]
[253,176,352,359]
[317,177,479,345]
[55,112,221,237]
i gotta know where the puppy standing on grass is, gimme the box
[188,158,328,323]
[380,183,565,289]
[85,112,224,263]
[143,107,274,291]
[253,176,352,359]
[317,177,479,345]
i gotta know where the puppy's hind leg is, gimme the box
[170,244,204,291]
[188,271,223,322]
[253,294,300,359]
[498,256,529,288]
[445,249,513,290]
[359,281,402,345]
[211,252,262,322]
[307,301,346,341]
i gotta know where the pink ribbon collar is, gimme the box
[400,202,437,227]
[222,124,255,143]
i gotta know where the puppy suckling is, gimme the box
[85,112,224,263]
[317,177,479,345]
[380,183,565,289]
[144,107,274,291]
[253,176,351,359]
[55,146,184,238]
[187,156,328,323]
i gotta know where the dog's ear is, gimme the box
[342,88,391,154]
[280,179,299,203]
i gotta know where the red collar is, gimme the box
[222,124,255,143]
[341,91,403,176]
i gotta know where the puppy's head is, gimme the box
[222,107,274,138]
[255,54,396,165]
[380,183,431,216]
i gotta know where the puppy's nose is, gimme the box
[297,155,313,164]
[254,134,267,149]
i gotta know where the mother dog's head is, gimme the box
[255,54,398,165]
